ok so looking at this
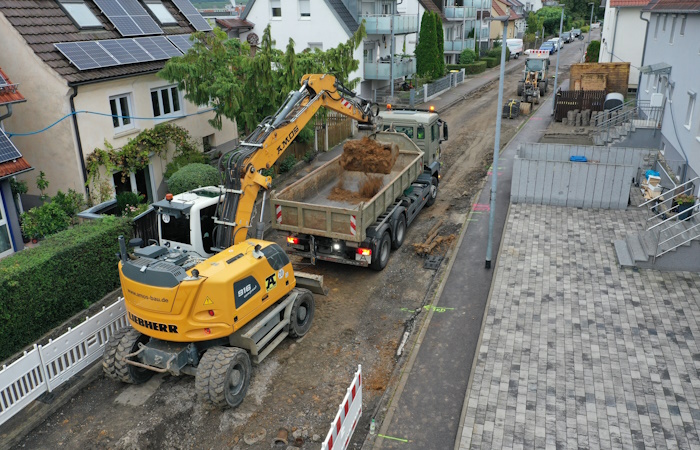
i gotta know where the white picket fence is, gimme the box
[322,365,362,450]
[0,300,128,426]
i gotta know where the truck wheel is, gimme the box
[539,82,546,97]
[289,289,315,338]
[103,327,153,385]
[392,214,406,249]
[517,82,524,96]
[370,232,391,271]
[196,346,251,408]
[426,176,438,207]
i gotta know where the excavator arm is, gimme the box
[212,74,375,250]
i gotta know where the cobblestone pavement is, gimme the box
[459,204,700,449]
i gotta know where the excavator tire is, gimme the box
[539,81,546,97]
[196,346,251,408]
[517,81,524,97]
[103,327,154,384]
[289,289,315,338]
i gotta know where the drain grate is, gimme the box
[424,255,443,270]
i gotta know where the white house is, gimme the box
[598,0,652,91]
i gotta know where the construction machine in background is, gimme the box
[517,50,550,105]
[103,74,376,408]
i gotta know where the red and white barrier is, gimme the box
[322,365,362,450]
[350,215,357,236]
[276,205,282,224]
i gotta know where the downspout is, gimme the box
[0,104,12,122]
[636,10,649,101]
[69,85,89,198]
[609,8,619,62]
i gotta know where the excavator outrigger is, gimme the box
[103,74,375,408]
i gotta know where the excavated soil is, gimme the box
[340,137,398,174]
[327,174,384,203]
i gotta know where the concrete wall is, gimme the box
[599,7,649,89]
[512,144,656,209]
[570,62,630,95]
[639,12,700,194]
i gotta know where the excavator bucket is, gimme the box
[294,271,328,295]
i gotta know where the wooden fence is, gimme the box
[554,90,606,122]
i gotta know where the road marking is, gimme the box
[472,203,490,212]
[378,434,409,443]
[529,117,544,121]
[401,305,455,313]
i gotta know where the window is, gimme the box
[364,47,375,63]
[109,93,133,132]
[271,0,281,18]
[685,92,696,130]
[669,15,676,44]
[144,1,177,25]
[383,125,414,138]
[60,1,102,28]
[431,123,439,142]
[654,14,660,38]
[151,86,182,119]
[680,15,686,36]
[417,125,425,140]
[112,166,154,203]
[299,0,310,18]
[308,42,323,51]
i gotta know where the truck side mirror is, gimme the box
[442,122,448,142]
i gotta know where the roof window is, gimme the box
[144,1,178,25]
[60,1,102,29]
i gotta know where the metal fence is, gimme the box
[0,300,128,426]
[132,208,158,244]
[554,90,606,122]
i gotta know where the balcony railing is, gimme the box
[362,14,418,35]
[444,6,478,19]
[364,58,416,80]
[444,39,476,52]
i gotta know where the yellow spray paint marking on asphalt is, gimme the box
[401,306,454,313]
[378,434,409,443]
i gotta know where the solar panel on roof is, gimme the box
[93,0,163,37]
[171,0,213,31]
[0,129,22,165]
[117,39,155,62]
[134,36,182,60]
[55,42,103,70]
[55,37,181,70]
[167,34,194,53]
[98,40,139,64]
[0,74,7,87]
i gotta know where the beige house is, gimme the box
[490,0,520,40]
[0,1,237,208]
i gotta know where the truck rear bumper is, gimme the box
[287,248,370,268]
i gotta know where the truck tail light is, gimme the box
[357,248,371,256]
[287,236,299,245]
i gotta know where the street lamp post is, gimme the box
[485,9,509,269]
[551,6,564,116]
[587,2,594,48]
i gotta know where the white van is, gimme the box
[506,39,523,59]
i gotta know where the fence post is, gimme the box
[424,84,428,103]
[35,343,51,393]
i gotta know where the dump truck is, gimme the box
[517,50,550,104]
[271,108,447,270]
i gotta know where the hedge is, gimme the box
[446,61,487,75]
[481,57,498,68]
[0,217,133,361]
[167,163,220,195]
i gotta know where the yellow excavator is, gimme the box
[103,74,375,408]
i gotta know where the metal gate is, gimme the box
[554,90,606,122]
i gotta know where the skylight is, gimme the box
[60,1,102,29]
[145,1,178,25]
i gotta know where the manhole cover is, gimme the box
[424,255,443,270]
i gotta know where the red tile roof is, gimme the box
[493,0,519,18]
[493,1,507,16]
[0,1,199,85]
[0,156,32,180]
[645,0,700,11]
[610,0,652,7]
[0,68,25,106]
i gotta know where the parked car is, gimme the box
[506,38,524,59]
[591,22,601,29]
[561,31,573,43]
[548,38,564,51]
[571,28,582,37]
[539,42,556,55]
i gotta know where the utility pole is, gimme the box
[390,1,395,100]
[551,5,564,116]
[485,9,509,269]
[587,2,594,48]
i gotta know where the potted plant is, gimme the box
[675,193,696,221]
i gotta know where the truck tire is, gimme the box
[426,176,438,207]
[289,289,314,338]
[517,82,524,96]
[196,346,251,408]
[391,214,406,249]
[539,81,546,97]
[370,232,391,271]
[103,327,153,385]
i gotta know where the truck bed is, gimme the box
[271,132,424,242]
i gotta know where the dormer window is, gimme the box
[59,1,102,29]
[144,1,178,25]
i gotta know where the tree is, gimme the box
[585,40,601,62]
[433,12,445,78]
[416,11,437,77]
[459,48,477,64]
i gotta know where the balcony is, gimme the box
[364,58,416,80]
[444,39,476,52]
[362,14,418,35]
[444,6,478,19]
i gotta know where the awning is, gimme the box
[639,62,672,75]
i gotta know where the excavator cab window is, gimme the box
[261,243,290,271]
[200,204,217,254]
[161,214,190,244]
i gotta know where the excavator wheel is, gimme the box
[517,81,524,97]
[196,346,251,408]
[539,81,546,97]
[103,327,154,385]
[534,91,541,105]
[289,289,315,338]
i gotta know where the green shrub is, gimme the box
[52,189,85,220]
[279,154,297,173]
[116,191,144,216]
[585,40,600,62]
[20,202,72,239]
[446,62,487,75]
[581,25,590,33]
[0,216,133,361]
[164,151,208,180]
[481,57,498,68]
[167,163,220,195]
[486,46,510,61]
[459,48,477,64]
[303,150,316,163]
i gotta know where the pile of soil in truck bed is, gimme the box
[339,137,399,174]
[327,174,384,203]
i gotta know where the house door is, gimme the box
[112,165,155,203]
[0,190,15,259]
